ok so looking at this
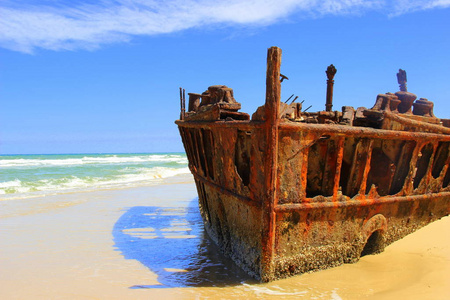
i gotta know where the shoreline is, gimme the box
[0,177,448,299]
[0,172,193,202]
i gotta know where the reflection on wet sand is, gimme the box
[112,198,255,288]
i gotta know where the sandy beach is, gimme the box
[0,174,448,300]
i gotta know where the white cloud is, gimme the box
[0,0,448,53]
[389,0,450,15]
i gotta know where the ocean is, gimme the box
[0,153,189,200]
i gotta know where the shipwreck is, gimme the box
[175,47,450,282]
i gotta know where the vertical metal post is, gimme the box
[183,88,186,119]
[325,64,337,112]
[179,87,186,120]
[261,46,282,281]
[179,87,184,120]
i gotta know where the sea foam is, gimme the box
[0,154,187,168]
[0,153,190,199]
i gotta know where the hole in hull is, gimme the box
[361,230,384,257]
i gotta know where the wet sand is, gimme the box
[0,174,448,299]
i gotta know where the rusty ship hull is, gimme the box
[175,47,450,282]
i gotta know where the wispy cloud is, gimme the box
[389,0,450,15]
[0,0,448,53]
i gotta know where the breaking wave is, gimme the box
[0,154,187,168]
[0,153,190,199]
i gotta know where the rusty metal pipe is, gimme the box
[278,122,450,141]
[384,111,450,135]
[325,64,337,112]
[179,87,184,120]
[274,191,450,212]
[182,88,186,119]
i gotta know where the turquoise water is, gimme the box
[0,153,189,199]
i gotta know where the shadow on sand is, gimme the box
[112,198,255,288]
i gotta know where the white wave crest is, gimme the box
[0,179,22,188]
[0,166,191,198]
[0,154,188,168]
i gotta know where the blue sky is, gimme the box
[1,0,449,154]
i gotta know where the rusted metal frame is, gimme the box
[197,180,212,225]
[387,140,414,195]
[384,111,450,135]
[189,128,204,177]
[180,128,198,172]
[343,138,370,198]
[182,128,201,175]
[440,144,450,187]
[332,136,345,201]
[178,128,192,168]
[187,129,201,173]
[318,138,334,197]
[190,169,259,207]
[274,191,450,212]
[196,129,211,179]
[404,140,427,194]
[413,141,437,192]
[208,128,216,150]
[184,129,198,174]
[284,131,322,204]
[193,130,208,177]
[176,120,262,130]
[206,129,216,179]
[278,123,450,142]
[358,139,374,199]
[261,46,282,280]
[409,141,439,215]
[422,142,440,191]
[300,146,309,203]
